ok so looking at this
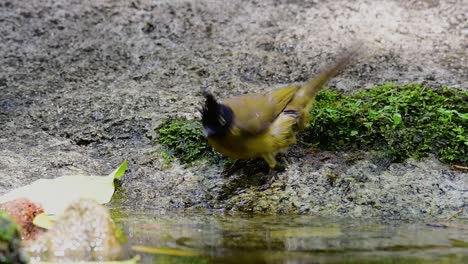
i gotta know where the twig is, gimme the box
[446,208,464,221]
[451,165,468,171]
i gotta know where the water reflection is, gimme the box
[113,210,468,264]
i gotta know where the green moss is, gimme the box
[155,84,467,165]
[156,117,216,164]
[0,211,28,264]
[0,212,20,243]
[305,83,467,164]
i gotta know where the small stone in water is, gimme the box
[0,198,45,240]
[27,199,123,262]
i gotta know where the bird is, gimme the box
[200,48,357,189]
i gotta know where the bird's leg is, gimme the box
[258,169,277,191]
[274,155,287,172]
[221,159,243,177]
[258,153,279,191]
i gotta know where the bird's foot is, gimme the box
[258,169,278,191]
[274,162,286,173]
[221,159,243,177]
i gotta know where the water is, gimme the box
[111,209,468,263]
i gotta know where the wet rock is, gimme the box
[27,199,122,262]
[0,211,28,264]
[0,0,467,220]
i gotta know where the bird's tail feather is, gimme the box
[286,45,360,128]
[306,46,359,96]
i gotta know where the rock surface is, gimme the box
[0,0,467,219]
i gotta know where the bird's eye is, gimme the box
[218,116,226,125]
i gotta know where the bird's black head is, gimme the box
[201,92,234,138]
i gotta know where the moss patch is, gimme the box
[0,211,20,243]
[156,117,216,164]
[305,83,467,164]
[155,83,467,165]
[0,211,27,264]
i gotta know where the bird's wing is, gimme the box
[223,86,299,135]
[269,85,300,116]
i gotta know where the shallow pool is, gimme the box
[112,209,468,264]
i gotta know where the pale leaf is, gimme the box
[32,213,58,230]
[0,161,128,215]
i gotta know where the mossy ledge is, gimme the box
[155,117,217,164]
[155,83,467,165]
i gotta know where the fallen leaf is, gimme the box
[0,161,128,215]
[32,213,58,230]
